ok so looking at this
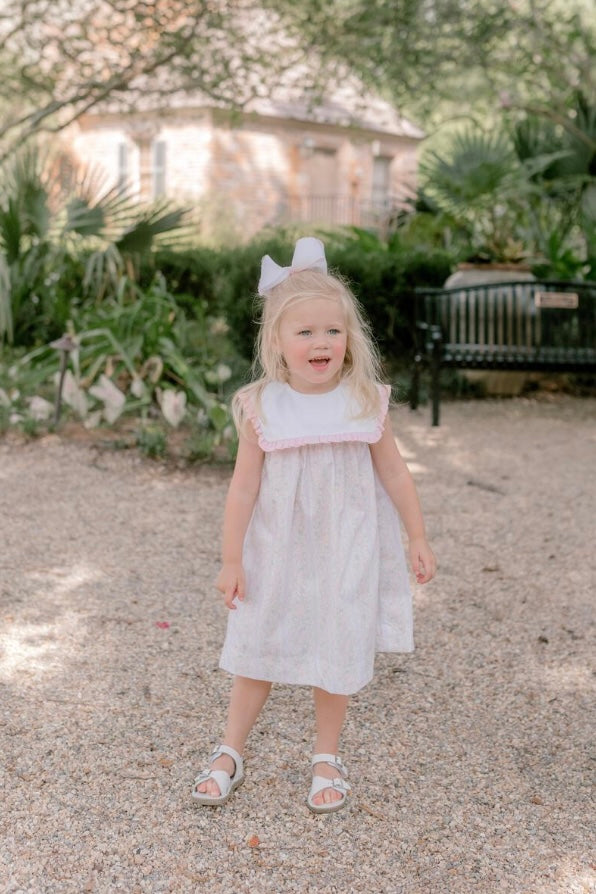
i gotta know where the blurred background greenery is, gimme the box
[0,0,593,458]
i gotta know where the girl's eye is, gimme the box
[298,330,311,336]
[328,328,341,336]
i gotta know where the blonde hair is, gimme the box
[232,268,384,433]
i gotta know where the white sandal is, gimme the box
[191,744,244,806]
[307,753,351,814]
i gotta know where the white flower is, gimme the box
[0,387,9,407]
[89,374,126,424]
[28,396,53,421]
[209,317,229,336]
[158,389,187,428]
[59,370,88,419]
[141,355,163,384]
[83,411,103,430]
[9,412,23,425]
[216,363,232,384]
[130,377,146,399]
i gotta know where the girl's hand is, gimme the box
[215,562,246,610]
[409,537,436,585]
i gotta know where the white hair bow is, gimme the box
[258,237,327,295]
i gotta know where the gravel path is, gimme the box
[0,395,594,894]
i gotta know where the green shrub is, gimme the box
[138,247,224,316]
[214,228,454,364]
[217,231,298,363]
[1,219,455,458]
[136,425,167,459]
[0,146,188,346]
[2,276,245,458]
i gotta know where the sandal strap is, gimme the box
[209,743,244,775]
[311,753,348,777]
[193,744,245,798]
[194,768,234,797]
[309,774,352,800]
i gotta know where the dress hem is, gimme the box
[218,660,374,697]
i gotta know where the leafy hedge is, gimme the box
[139,232,453,365]
[0,228,454,452]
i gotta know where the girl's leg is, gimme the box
[311,687,350,806]
[196,675,272,796]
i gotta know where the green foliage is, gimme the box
[0,146,189,345]
[418,106,596,276]
[0,1,311,162]
[422,130,518,210]
[184,421,238,463]
[419,129,530,263]
[215,230,299,362]
[67,273,241,421]
[530,231,589,281]
[0,218,455,461]
[138,246,225,318]
[508,93,595,278]
[268,0,595,143]
[20,414,39,438]
[215,228,453,364]
[136,425,167,460]
[512,91,595,183]
[0,275,243,459]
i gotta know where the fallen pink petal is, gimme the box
[155,621,170,629]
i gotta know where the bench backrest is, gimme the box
[417,281,596,360]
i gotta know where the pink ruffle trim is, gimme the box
[243,383,390,453]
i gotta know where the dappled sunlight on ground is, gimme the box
[0,563,103,681]
[544,858,596,894]
[393,434,430,476]
[0,620,64,679]
[24,562,104,595]
[537,661,595,695]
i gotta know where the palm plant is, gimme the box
[418,129,530,264]
[419,104,595,276]
[0,145,189,344]
[512,92,595,278]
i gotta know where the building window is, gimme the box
[117,142,129,195]
[371,155,392,207]
[153,140,166,198]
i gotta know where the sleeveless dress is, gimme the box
[219,381,414,695]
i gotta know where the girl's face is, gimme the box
[276,297,348,393]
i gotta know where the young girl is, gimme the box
[192,236,436,813]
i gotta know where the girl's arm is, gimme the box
[216,425,265,609]
[369,415,436,584]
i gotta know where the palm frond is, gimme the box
[115,203,189,254]
[0,145,51,240]
[0,199,23,262]
[420,129,518,212]
[0,254,12,342]
[65,197,107,237]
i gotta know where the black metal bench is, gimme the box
[409,280,596,425]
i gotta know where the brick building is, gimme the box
[66,78,424,237]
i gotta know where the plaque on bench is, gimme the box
[534,292,579,309]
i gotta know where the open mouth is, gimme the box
[309,357,330,369]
